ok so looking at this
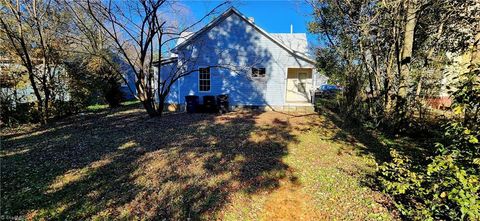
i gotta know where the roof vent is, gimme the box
[248,17,254,23]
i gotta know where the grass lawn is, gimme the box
[1,103,415,220]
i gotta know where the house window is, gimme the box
[199,67,210,92]
[251,67,266,78]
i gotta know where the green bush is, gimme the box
[379,128,479,220]
[378,69,479,220]
[51,100,81,117]
[103,79,124,108]
[315,97,342,112]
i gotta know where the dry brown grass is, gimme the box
[1,105,397,220]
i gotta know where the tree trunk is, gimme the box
[415,76,422,97]
[394,0,418,129]
[41,63,50,124]
[385,47,395,113]
[471,30,480,66]
[397,0,417,110]
[0,16,45,123]
[157,96,166,117]
[141,98,158,117]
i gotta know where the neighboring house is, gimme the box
[2,55,137,103]
[118,58,138,100]
[426,51,474,109]
[0,58,43,103]
[155,7,327,111]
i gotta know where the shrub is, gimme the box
[0,97,41,126]
[379,128,479,220]
[103,78,124,108]
[315,96,342,112]
[378,68,480,220]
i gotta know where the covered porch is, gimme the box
[285,68,315,104]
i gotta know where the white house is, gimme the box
[0,57,70,103]
[156,7,327,111]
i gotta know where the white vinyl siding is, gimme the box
[166,12,327,106]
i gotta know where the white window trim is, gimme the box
[251,67,266,79]
[198,66,211,92]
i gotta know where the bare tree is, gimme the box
[80,0,230,117]
[0,0,72,123]
[61,1,133,107]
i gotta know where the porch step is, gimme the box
[263,105,315,113]
[282,106,315,113]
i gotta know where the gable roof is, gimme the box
[270,33,308,53]
[171,7,315,64]
[175,32,194,47]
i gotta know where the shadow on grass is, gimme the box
[318,107,437,166]
[1,105,299,220]
[313,106,440,217]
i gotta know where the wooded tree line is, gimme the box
[1,0,76,124]
[308,0,479,131]
[308,1,479,219]
[0,0,229,125]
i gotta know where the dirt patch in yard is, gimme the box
[261,180,328,220]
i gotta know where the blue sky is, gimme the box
[178,0,318,46]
